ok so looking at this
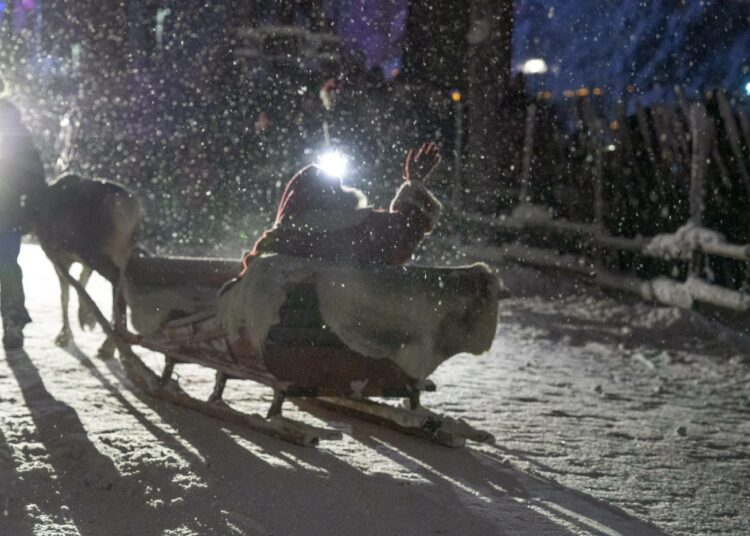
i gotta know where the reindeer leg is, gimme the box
[77,264,96,330]
[95,283,118,360]
[54,264,74,347]
[112,277,128,335]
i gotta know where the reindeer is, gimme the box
[35,173,141,357]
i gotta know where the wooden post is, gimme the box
[651,106,671,160]
[451,97,464,210]
[689,103,709,224]
[716,90,750,197]
[518,102,536,203]
[635,103,658,170]
[652,105,685,211]
[614,101,643,187]
[592,117,604,228]
[579,96,604,227]
[738,108,750,153]
[665,106,690,165]
[672,86,694,178]
[611,102,638,227]
[673,86,691,124]
[688,102,711,278]
[676,89,732,186]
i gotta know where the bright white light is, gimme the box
[317,151,348,178]
[522,58,548,75]
[745,81,750,96]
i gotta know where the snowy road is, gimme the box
[1,244,748,535]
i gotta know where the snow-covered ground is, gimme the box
[1,244,748,535]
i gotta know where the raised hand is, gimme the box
[404,142,442,183]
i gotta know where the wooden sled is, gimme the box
[73,254,499,448]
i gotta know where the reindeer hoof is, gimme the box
[96,338,116,360]
[55,330,73,348]
[78,305,97,331]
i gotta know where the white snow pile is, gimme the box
[217,255,501,379]
[645,222,725,260]
[648,276,694,309]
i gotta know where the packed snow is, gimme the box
[0,244,748,535]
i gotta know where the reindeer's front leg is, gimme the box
[54,265,74,347]
[112,278,128,335]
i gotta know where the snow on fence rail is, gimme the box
[455,88,750,313]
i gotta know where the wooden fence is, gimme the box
[456,88,750,313]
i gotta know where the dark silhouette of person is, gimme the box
[240,142,442,272]
[0,83,46,349]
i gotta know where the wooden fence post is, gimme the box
[716,90,750,197]
[592,116,604,228]
[676,87,729,205]
[451,97,465,210]
[688,102,711,278]
[635,103,658,171]
[518,102,536,204]
[579,96,604,227]
[738,108,750,153]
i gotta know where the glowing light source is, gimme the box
[745,81,750,96]
[317,151,348,178]
[521,58,548,75]
[450,90,462,102]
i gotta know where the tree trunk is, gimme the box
[466,0,514,213]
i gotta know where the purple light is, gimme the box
[21,0,34,9]
[327,0,407,69]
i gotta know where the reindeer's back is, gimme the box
[39,174,141,276]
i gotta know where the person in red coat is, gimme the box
[240,142,443,274]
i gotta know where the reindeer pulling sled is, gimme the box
[64,250,500,448]
[42,144,503,447]
[44,165,502,449]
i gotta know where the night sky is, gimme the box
[330,0,750,103]
[514,0,750,104]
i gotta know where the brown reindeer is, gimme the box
[35,173,140,357]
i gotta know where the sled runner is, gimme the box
[72,253,502,447]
